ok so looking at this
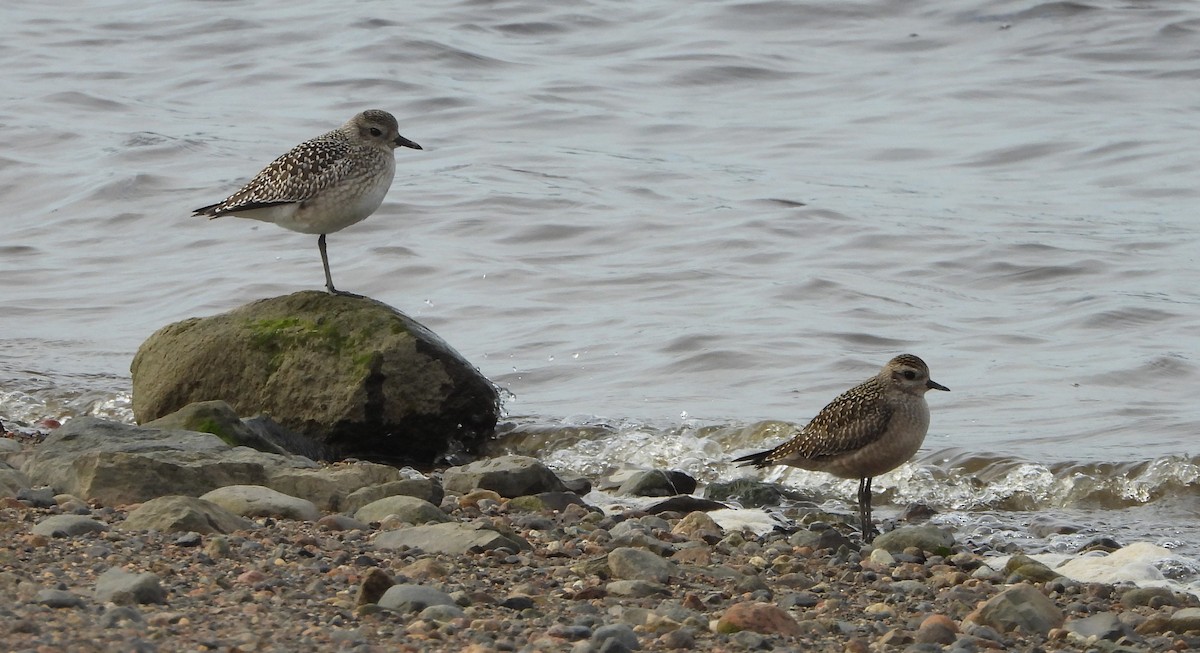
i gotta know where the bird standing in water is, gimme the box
[734,354,949,539]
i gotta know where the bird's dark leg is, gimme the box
[318,234,339,295]
[858,477,877,540]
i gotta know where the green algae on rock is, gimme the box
[130,291,499,465]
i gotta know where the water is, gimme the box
[1,0,1198,583]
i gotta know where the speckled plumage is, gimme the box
[734,354,949,538]
[193,109,421,294]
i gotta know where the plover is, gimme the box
[734,354,949,539]
[193,109,422,295]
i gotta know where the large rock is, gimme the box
[353,495,448,524]
[966,583,1064,636]
[442,455,566,497]
[147,400,324,459]
[265,463,402,512]
[121,495,254,534]
[130,291,500,464]
[374,521,530,555]
[199,485,321,521]
[21,418,316,505]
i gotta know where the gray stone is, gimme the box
[418,604,465,621]
[1121,586,1180,608]
[146,400,289,456]
[592,623,640,651]
[442,455,566,497]
[121,495,254,534]
[318,514,370,531]
[1168,607,1200,633]
[353,495,448,524]
[21,417,315,505]
[1064,612,1125,641]
[266,462,402,512]
[1003,554,1061,583]
[17,486,56,507]
[378,584,456,614]
[99,605,145,627]
[616,470,697,497]
[0,463,28,498]
[129,291,500,463]
[872,525,956,554]
[37,589,86,608]
[94,568,166,605]
[606,580,668,597]
[343,478,444,514]
[199,485,320,521]
[373,521,530,555]
[608,547,676,583]
[31,515,109,538]
[970,583,1064,636]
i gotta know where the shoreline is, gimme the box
[4,431,1200,652]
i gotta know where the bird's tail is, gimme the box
[732,450,772,468]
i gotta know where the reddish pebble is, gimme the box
[716,601,803,637]
[237,570,266,584]
[916,614,958,644]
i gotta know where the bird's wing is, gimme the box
[756,380,894,465]
[193,133,355,216]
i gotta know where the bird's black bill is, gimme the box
[927,379,950,391]
[395,135,422,150]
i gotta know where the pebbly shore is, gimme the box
[3,425,1200,653]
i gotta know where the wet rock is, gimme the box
[1003,554,1061,583]
[373,521,530,555]
[31,515,109,538]
[704,478,815,508]
[353,495,448,525]
[121,495,254,534]
[94,568,165,605]
[130,291,499,464]
[1026,514,1083,538]
[557,471,592,495]
[616,470,696,497]
[442,455,567,497]
[966,583,1064,636]
[715,601,803,636]
[378,584,456,614]
[343,477,443,514]
[1064,612,1125,641]
[608,547,676,583]
[199,485,320,521]
[872,525,955,554]
[645,496,728,514]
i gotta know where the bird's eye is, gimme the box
[369,127,383,137]
[903,370,917,380]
